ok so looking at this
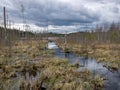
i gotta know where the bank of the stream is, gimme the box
[54,41,120,90]
[0,40,104,90]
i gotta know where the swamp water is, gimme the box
[48,42,120,90]
[0,42,120,90]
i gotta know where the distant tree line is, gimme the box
[0,26,64,47]
[55,22,120,53]
[67,22,120,45]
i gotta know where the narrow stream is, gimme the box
[1,42,119,90]
[48,42,120,90]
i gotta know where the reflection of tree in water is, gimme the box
[119,73,120,89]
[65,52,69,58]
[81,57,88,67]
[65,48,70,58]
[118,69,120,77]
[20,68,37,83]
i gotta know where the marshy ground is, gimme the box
[0,40,103,90]
[57,39,120,71]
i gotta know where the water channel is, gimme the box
[48,41,120,90]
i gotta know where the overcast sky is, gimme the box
[0,0,120,33]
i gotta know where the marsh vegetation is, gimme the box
[0,40,103,90]
[57,23,120,71]
[0,22,120,90]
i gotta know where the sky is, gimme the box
[0,0,120,33]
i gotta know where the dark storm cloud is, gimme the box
[22,0,100,26]
[0,0,101,26]
[0,0,120,32]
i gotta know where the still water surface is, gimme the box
[48,42,120,90]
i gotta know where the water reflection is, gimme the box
[65,52,69,58]
[80,57,88,67]
[52,44,120,90]
[47,41,58,49]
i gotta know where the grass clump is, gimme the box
[33,58,103,90]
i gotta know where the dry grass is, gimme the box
[57,39,120,71]
[0,40,103,90]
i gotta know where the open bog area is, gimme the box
[0,0,120,90]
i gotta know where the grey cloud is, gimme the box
[110,7,119,13]
[0,0,120,28]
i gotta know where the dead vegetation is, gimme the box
[0,40,103,90]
